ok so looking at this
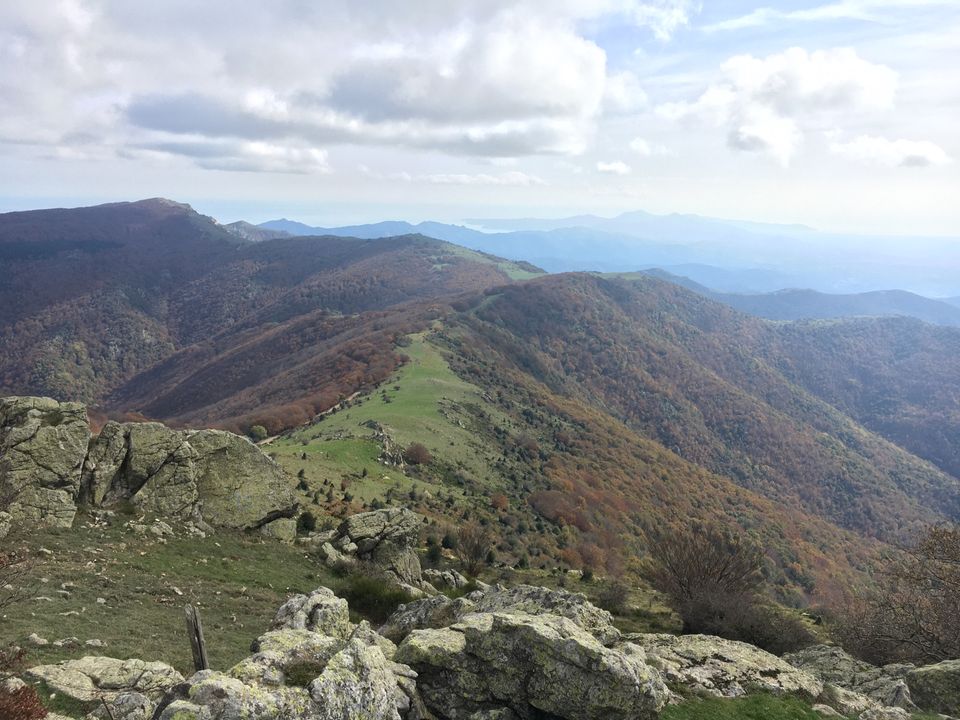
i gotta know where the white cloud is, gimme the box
[597,160,632,174]
[359,166,545,186]
[134,139,332,174]
[657,47,898,165]
[0,0,702,172]
[629,137,671,156]
[829,134,952,167]
[704,0,958,32]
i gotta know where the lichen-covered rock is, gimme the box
[25,656,183,702]
[396,611,667,720]
[0,510,11,539]
[784,645,917,710]
[272,587,351,640]
[381,584,620,646]
[260,518,297,543]
[85,691,154,720]
[0,396,89,529]
[858,707,912,720]
[188,429,295,528]
[338,507,422,549]
[308,639,405,720]
[631,634,822,701]
[907,659,960,715]
[422,569,470,591]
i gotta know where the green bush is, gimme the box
[337,573,413,624]
[297,511,317,535]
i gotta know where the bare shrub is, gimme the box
[403,442,432,466]
[834,525,960,665]
[456,522,493,577]
[642,525,814,654]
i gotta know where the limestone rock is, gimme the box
[631,633,822,701]
[260,517,297,543]
[396,611,667,720]
[381,583,620,645]
[784,644,917,710]
[272,587,351,639]
[422,568,470,591]
[0,396,89,529]
[25,656,183,702]
[85,691,154,720]
[907,659,960,715]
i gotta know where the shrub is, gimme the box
[597,579,630,615]
[834,525,960,665]
[248,424,268,442]
[297,511,317,535]
[426,543,443,567]
[642,525,814,654]
[403,442,432,466]
[337,572,413,624]
[456,522,493,577]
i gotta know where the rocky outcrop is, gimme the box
[907,659,960,715]
[784,644,917,710]
[396,611,667,720]
[0,396,90,528]
[632,633,823,702]
[156,587,423,720]
[313,508,432,594]
[24,656,183,703]
[0,396,297,532]
[380,583,619,645]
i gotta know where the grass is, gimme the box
[1,516,334,675]
[269,332,515,506]
[441,242,544,281]
[661,695,825,720]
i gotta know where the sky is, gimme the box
[1,0,959,234]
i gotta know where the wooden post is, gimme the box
[184,604,209,672]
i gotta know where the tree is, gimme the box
[248,424,268,442]
[403,442,432,466]
[456,522,493,577]
[835,525,960,665]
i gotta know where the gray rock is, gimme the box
[908,659,960,715]
[85,691,154,720]
[422,568,470,591]
[0,396,89,529]
[0,511,11,540]
[397,611,667,720]
[272,587,351,639]
[858,708,912,720]
[632,633,823,701]
[25,656,183,702]
[260,518,297,543]
[338,508,422,548]
[784,644,917,710]
[381,583,620,645]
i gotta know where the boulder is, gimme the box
[631,634,822,701]
[337,507,423,550]
[0,511,11,540]
[858,708,911,720]
[784,644,917,710]
[85,691,154,720]
[907,659,960,715]
[25,656,183,702]
[157,592,420,720]
[261,517,297,543]
[0,396,89,529]
[396,611,667,720]
[422,569,470,592]
[381,584,620,645]
[271,587,351,640]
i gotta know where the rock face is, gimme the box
[157,587,422,720]
[314,508,432,594]
[83,421,297,528]
[0,396,89,528]
[632,634,823,702]
[396,611,667,720]
[0,396,297,531]
[907,659,960,715]
[784,645,917,710]
[381,583,620,645]
[24,656,183,703]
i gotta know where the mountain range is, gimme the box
[3,198,960,604]
[261,211,960,297]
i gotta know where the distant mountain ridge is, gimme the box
[640,270,960,327]
[260,210,960,296]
